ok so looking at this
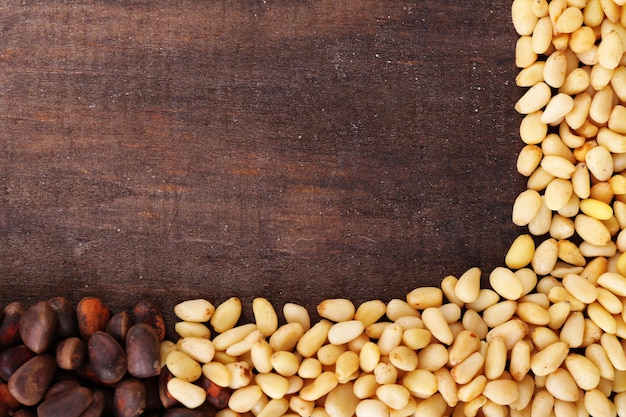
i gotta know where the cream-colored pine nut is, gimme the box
[228,385,264,414]
[565,92,592,129]
[335,350,360,383]
[210,297,242,333]
[531,238,559,276]
[512,0,540,35]
[531,341,569,376]
[401,328,431,350]
[374,361,398,385]
[548,300,571,330]
[447,331,480,369]
[612,66,626,101]
[421,307,453,345]
[517,302,551,326]
[165,350,203,382]
[569,25,596,53]
[256,398,289,417]
[401,369,438,398]
[212,323,257,351]
[271,351,300,377]
[353,374,379,399]
[250,340,273,373]
[202,361,231,388]
[571,163,591,200]
[550,214,576,241]
[255,372,289,399]
[562,273,598,304]
[601,332,626,370]
[597,127,626,155]
[559,120,586,148]
[453,267,481,303]
[289,395,314,416]
[179,337,216,364]
[609,105,626,133]
[575,214,612,246]
[533,16,554,54]
[516,62,547,87]
[509,339,532,382]
[543,51,568,88]
[547,369,581,403]
[590,62,615,90]
[482,379,520,406]
[586,342,616,381]
[457,375,487,403]
[159,340,178,369]
[174,321,211,339]
[610,174,626,195]
[385,298,420,321]
[297,357,322,379]
[487,319,529,351]
[465,289,500,312]
[545,178,574,211]
[358,341,381,373]
[167,377,207,409]
[417,343,449,372]
[489,267,524,301]
[406,286,442,309]
[515,81,551,112]
[532,326,561,351]
[300,371,339,402]
[327,320,365,346]
[174,299,215,323]
[252,298,278,337]
[317,343,347,366]
[438,303,461,325]
[376,384,411,411]
[590,85,615,125]
[557,191,581,218]
[595,286,623,314]
[388,345,418,373]
[354,300,386,327]
[366,322,392,339]
[377,323,403,355]
[517,144,543,176]
[483,336,507,381]
[317,298,355,322]
[482,301,517,328]
[560,311,585,348]
[557,239,586,266]
[542,155,577,179]
[226,329,263,357]
[584,389,617,417]
[528,166,556,191]
[283,303,311,332]
[325,382,360,417]
[269,322,304,352]
[450,351,485,385]
[297,320,331,358]
[434,368,458,408]
[440,275,465,307]
[225,361,252,389]
[597,271,626,296]
[529,196,553,236]
[560,67,591,95]
[588,301,618,334]
[598,30,624,69]
[555,6,584,34]
[565,353,602,391]
[355,399,390,417]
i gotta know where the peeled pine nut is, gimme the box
[173,299,215,322]
[167,377,207,409]
[211,297,242,333]
[317,298,355,322]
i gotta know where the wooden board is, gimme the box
[0,1,524,331]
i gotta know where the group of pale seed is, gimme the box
[160,0,626,416]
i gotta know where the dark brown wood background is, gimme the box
[0,0,524,333]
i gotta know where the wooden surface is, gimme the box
[0,1,524,331]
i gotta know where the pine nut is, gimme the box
[167,377,207,409]
[489,267,524,300]
[354,300,386,327]
[255,372,289,399]
[269,322,304,352]
[283,303,311,332]
[228,385,264,413]
[317,298,355,322]
[359,342,382,373]
[328,320,364,345]
[173,299,215,322]
[565,353,602,390]
[211,297,242,333]
[401,369,438,399]
[483,379,520,405]
[406,287,442,310]
[300,371,338,401]
[325,382,360,417]
[531,341,569,376]
[421,307,453,345]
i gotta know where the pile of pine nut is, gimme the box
[161,1,626,416]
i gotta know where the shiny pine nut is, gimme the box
[174,321,211,339]
[354,300,386,327]
[212,323,257,351]
[406,287,442,309]
[489,267,524,301]
[328,320,364,345]
[228,385,264,414]
[355,399,389,417]
[448,330,482,366]
[417,343,449,372]
[250,340,273,374]
[317,298,355,322]
[457,375,487,403]
[269,322,304,352]
[353,374,378,399]
[598,271,626,296]
[512,0,539,35]
[515,82,551,113]
[174,299,215,322]
[533,16,554,53]
[565,353,601,390]
[166,351,203,382]
[421,307,453,345]
[210,297,242,333]
[385,299,419,320]
[325,383,360,417]
[297,320,331,358]
[402,369,438,399]
[389,345,418,372]
[202,361,231,387]
[255,373,289,399]
[167,377,207,409]
[531,341,569,376]
[283,303,311,332]
[483,379,520,406]
[289,395,314,416]
[401,328,431,350]
[482,301,517,328]
[560,311,585,348]
[584,389,617,417]
[434,367,458,408]
[300,371,338,402]
[376,384,411,411]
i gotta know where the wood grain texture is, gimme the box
[0,1,524,331]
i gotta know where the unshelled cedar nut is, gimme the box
[196,374,231,409]
[132,300,166,343]
[114,378,147,417]
[126,323,160,379]
[36,386,93,417]
[163,408,211,417]
[87,331,127,385]
[43,380,81,401]
[106,311,132,345]
[0,345,36,381]
[56,337,87,371]
[19,301,57,354]
[0,303,24,349]
[76,297,111,340]
[78,389,107,417]
[47,297,78,340]
[7,354,57,406]
[0,383,21,412]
